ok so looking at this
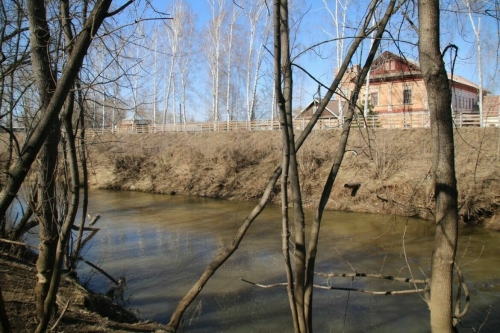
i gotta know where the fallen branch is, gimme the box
[77,257,118,285]
[89,214,101,227]
[78,229,100,251]
[50,298,72,331]
[70,213,100,232]
[315,272,429,284]
[70,225,100,232]
[0,238,38,249]
[240,278,288,288]
[240,278,426,295]
[314,285,426,295]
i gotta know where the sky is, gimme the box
[113,0,498,123]
[147,0,498,94]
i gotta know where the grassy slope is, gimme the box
[88,128,500,228]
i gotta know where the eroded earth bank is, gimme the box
[89,127,499,228]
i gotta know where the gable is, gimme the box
[295,99,349,119]
[368,51,421,82]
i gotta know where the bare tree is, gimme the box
[206,0,227,123]
[465,0,484,126]
[164,4,180,127]
[164,0,397,331]
[177,3,197,126]
[418,0,459,332]
[323,0,352,123]
[245,1,267,124]
[0,0,136,330]
[224,3,241,128]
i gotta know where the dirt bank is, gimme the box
[88,128,500,228]
[0,128,498,331]
[0,244,167,332]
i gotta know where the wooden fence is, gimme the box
[91,113,499,135]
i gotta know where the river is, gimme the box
[72,190,500,332]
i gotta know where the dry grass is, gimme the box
[87,127,499,226]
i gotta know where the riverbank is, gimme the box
[88,127,499,229]
[1,128,498,331]
[0,243,168,332]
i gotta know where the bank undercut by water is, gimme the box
[87,128,500,229]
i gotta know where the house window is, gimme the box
[469,98,472,109]
[370,92,379,106]
[403,88,412,104]
[459,96,462,108]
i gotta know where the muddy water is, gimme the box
[78,190,500,332]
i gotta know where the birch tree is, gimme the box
[224,3,241,128]
[323,0,351,123]
[206,0,227,122]
[245,1,267,124]
[153,30,159,129]
[164,15,178,127]
[465,0,483,126]
[177,3,197,126]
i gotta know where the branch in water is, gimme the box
[240,278,426,295]
[315,272,429,284]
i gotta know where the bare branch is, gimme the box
[314,285,426,295]
[50,298,72,331]
[240,278,426,295]
[77,257,118,285]
[106,0,134,17]
[0,238,38,249]
[315,272,429,284]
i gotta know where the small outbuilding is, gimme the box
[120,116,152,133]
[295,98,348,129]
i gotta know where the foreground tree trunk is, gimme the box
[0,0,118,330]
[0,286,11,332]
[418,0,459,332]
[303,1,397,329]
[0,0,114,222]
[274,1,307,331]
[26,0,61,321]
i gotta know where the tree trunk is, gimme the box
[165,1,384,329]
[26,0,61,321]
[0,0,115,328]
[303,1,395,329]
[0,286,11,333]
[0,0,114,222]
[274,1,300,331]
[418,0,459,332]
[34,124,60,322]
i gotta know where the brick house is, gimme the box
[338,51,486,116]
[296,51,498,127]
[484,95,500,122]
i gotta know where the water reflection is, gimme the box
[77,190,500,332]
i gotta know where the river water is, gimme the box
[73,190,499,332]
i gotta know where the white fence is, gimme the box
[91,113,499,134]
